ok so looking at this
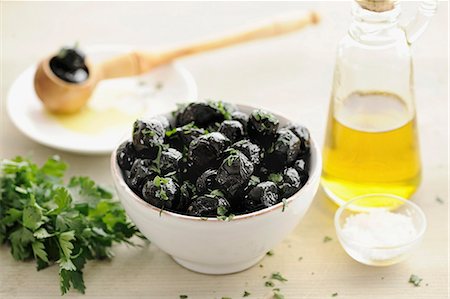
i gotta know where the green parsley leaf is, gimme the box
[211,189,225,197]
[282,199,288,212]
[409,274,423,287]
[23,202,43,231]
[266,250,274,256]
[217,205,228,216]
[271,272,288,282]
[243,290,251,297]
[249,175,260,186]
[265,281,275,287]
[323,236,333,243]
[8,227,35,260]
[273,290,285,299]
[332,293,338,297]
[179,295,188,299]
[268,173,283,184]
[31,241,49,263]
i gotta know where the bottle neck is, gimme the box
[349,2,404,45]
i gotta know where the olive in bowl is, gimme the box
[111,102,321,274]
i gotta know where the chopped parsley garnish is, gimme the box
[282,199,288,212]
[243,290,251,297]
[273,290,284,299]
[217,214,235,222]
[271,272,288,282]
[409,274,423,287]
[179,296,188,299]
[268,173,283,184]
[265,281,275,287]
[436,197,444,204]
[211,189,225,197]
[332,293,338,297]
[217,205,228,216]
[323,236,333,243]
[266,250,274,256]
[249,175,261,186]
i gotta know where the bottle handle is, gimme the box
[403,0,438,45]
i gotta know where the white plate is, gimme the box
[7,45,198,155]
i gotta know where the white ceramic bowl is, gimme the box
[111,104,321,274]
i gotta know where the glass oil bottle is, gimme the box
[321,0,437,206]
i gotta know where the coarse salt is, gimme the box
[340,209,419,262]
[342,209,417,247]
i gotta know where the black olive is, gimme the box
[188,132,230,172]
[49,47,88,83]
[231,111,249,130]
[279,167,301,198]
[132,119,165,154]
[154,115,171,131]
[216,151,254,197]
[294,159,309,186]
[218,120,245,143]
[160,148,182,175]
[142,176,179,209]
[285,123,311,155]
[196,169,218,194]
[230,139,261,165]
[176,181,197,212]
[187,194,230,217]
[228,175,261,213]
[116,141,137,171]
[166,123,206,152]
[243,181,279,211]
[176,102,224,128]
[247,109,279,148]
[265,128,301,171]
[128,159,155,193]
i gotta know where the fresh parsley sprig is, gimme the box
[0,156,143,295]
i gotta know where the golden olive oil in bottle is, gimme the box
[321,91,421,206]
[320,0,438,207]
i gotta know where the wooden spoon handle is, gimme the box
[100,10,319,79]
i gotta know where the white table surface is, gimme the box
[1,1,448,298]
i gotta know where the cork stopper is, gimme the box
[356,0,397,12]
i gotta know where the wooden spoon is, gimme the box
[34,11,319,114]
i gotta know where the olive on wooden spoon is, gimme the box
[34,11,319,114]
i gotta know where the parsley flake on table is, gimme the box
[332,292,338,297]
[273,290,284,299]
[323,236,333,243]
[179,296,188,299]
[0,156,143,295]
[265,281,275,287]
[266,250,274,256]
[271,272,288,282]
[409,274,423,287]
[243,290,251,297]
[436,196,444,204]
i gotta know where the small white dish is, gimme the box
[335,194,426,266]
[110,104,322,274]
[7,45,197,155]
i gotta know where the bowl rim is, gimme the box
[110,103,322,223]
[334,193,427,250]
